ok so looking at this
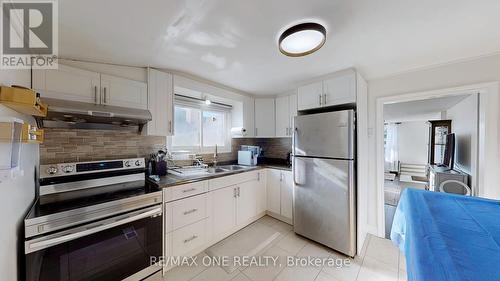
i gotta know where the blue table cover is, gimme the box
[391,188,500,281]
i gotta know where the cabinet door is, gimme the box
[266,169,281,214]
[147,69,173,136]
[275,95,290,137]
[323,73,356,106]
[237,180,258,226]
[254,98,275,137]
[256,171,267,214]
[280,171,293,220]
[100,74,148,109]
[211,185,237,239]
[33,64,100,103]
[297,81,322,111]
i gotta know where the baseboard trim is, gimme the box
[265,211,293,225]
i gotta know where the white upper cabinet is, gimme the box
[297,81,323,111]
[33,64,100,103]
[297,70,357,111]
[289,93,297,120]
[33,64,148,110]
[147,69,174,136]
[275,93,298,137]
[275,95,290,137]
[323,72,356,106]
[100,74,148,109]
[254,98,275,137]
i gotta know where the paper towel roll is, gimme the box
[231,127,247,137]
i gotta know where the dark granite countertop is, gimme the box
[149,162,291,188]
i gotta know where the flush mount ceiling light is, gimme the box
[278,22,326,57]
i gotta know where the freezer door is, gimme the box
[294,110,354,159]
[293,157,356,256]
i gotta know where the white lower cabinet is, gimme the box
[167,218,208,257]
[165,193,207,232]
[210,185,237,240]
[237,180,258,225]
[163,169,283,273]
[266,169,293,223]
[209,171,265,242]
[280,171,293,220]
[256,170,267,214]
[266,169,282,214]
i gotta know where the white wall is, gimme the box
[445,94,479,188]
[0,70,38,281]
[366,54,500,236]
[397,121,429,165]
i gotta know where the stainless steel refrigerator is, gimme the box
[293,109,356,257]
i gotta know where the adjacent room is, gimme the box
[383,94,479,238]
[1,1,500,281]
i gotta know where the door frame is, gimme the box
[375,82,499,237]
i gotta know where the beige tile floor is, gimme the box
[147,216,406,281]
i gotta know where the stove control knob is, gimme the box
[124,161,132,167]
[135,160,142,167]
[62,165,74,173]
[47,166,58,175]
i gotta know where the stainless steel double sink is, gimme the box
[168,164,255,178]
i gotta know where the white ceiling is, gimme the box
[59,0,500,95]
[384,95,469,122]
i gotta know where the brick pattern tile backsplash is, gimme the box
[40,128,293,165]
[40,128,166,164]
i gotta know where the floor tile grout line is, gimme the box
[269,242,308,281]
[239,269,254,281]
[186,265,209,281]
[354,233,370,281]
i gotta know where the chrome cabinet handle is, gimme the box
[183,209,198,215]
[183,235,198,243]
[169,121,172,133]
[182,188,196,193]
[257,172,260,181]
[233,187,237,198]
[323,94,327,105]
[94,86,98,103]
[285,127,289,136]
[237,186,241,197]
[319,94,322,106]
[103,87,107,103]
[280,173,283,182]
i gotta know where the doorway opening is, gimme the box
[380,92,480,238]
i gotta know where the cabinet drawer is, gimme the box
[164,181,208,202]
[166,193,207,232]
[208,171,258,191]
[169,219,207,257]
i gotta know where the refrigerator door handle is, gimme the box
[293,156,299,185]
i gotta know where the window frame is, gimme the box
[169,103,232,154]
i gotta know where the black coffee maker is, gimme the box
[148,149,168,176]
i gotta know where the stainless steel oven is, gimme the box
[25,158,163,281]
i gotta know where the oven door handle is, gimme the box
[26,206,162,253]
